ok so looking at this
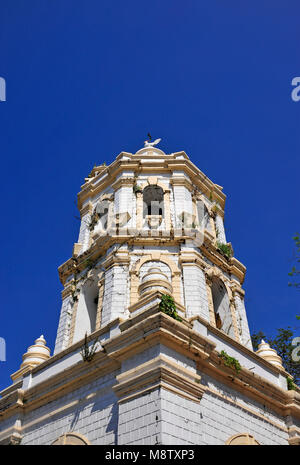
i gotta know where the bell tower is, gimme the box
[54,139,252,354]
[2,139,298,447]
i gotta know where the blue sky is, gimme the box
[0,1,299,391]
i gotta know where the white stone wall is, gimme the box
[161,389,202,445]
[101,264,128,326]
[118,388,161,445]
[78,212,91,254]
[173,185,193,228]
[199,374,289,445]
[53,295,73,355]
[117,371,289,445]
[215,214,226,244]
[234,293,253,350]
[3,342,291,445]
[182,265,210,321]
[21,371,119,445]
[114,186,134,228]
[121,344,196,374]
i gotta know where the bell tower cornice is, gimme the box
[77,150,226,212]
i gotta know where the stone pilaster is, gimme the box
[101,254,130,326]
[78,202,93,254]
[180,256,210,321]
[215,214,226,244]
[232,285,253,350]
[53,288,74,354]
[95,276,105,330]
[136,191,143,230]
[171,177,193,229]
[112,177,134,230]
[163,190,171,232]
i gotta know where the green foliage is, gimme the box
[218,350,241,373]
[216,242,233,259]
[80,333,99,362]
[133,183,143,194]
[159,295,182,322]
[287,376,297,391]
[251,327,300,386]
[288,234,300,289]
[251,331,266,351]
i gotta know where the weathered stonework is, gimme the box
[1,141,299,446]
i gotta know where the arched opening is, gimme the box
[143,185,164,217]
[73,279,99,343]
[226,433,260,445]
[52,432,90,445]
[211,277,234,338]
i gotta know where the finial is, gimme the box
[20,334,51,369]
[256,339,283,369]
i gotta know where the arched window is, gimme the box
[226,433,260,445]
[72,278,99,343]
[143,185,164,217]
[52,432,90,445]
[211,277,235,338]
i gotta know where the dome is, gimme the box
[135,146,166,156]
[135,137,166,156]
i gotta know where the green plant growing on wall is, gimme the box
[218,350,241,374]
[287,376,297,391]
[80,333,100,362]
[133,183,143,194]
[216,242,233,259]
[159,295,182,322]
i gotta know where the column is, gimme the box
[215,214,227,244]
